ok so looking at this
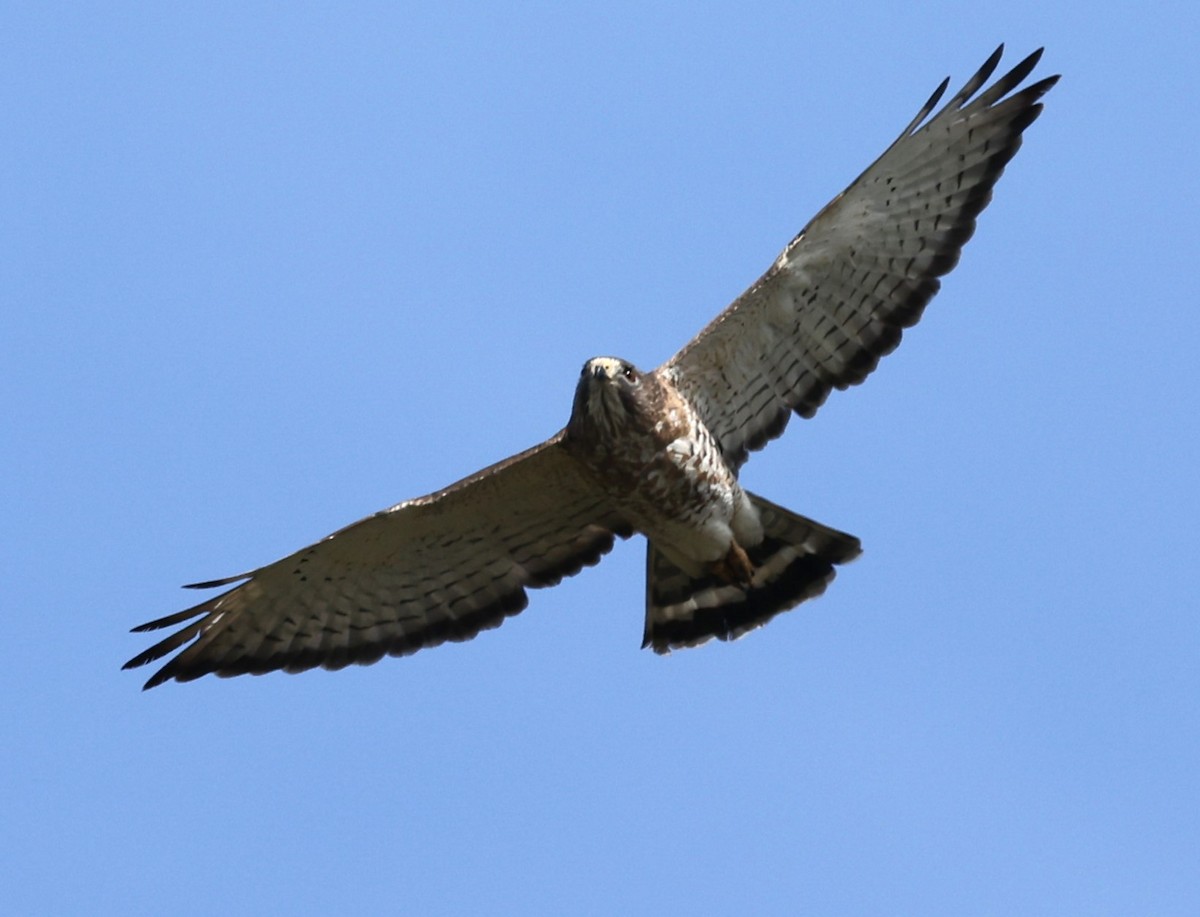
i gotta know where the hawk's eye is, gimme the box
[622,366,637,382]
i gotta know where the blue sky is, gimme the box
[4,3,1198,914]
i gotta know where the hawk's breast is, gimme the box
[565,367,745,566]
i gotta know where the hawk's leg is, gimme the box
[707,541,754,586]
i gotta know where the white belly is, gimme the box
[627,434,763,575]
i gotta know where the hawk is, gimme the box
[125,46,1058,688]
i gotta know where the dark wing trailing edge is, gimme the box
[124,435,630,689]
[662,46,1059,468]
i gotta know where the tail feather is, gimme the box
[643,493,861,653]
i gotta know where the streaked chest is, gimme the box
[573,386,735,523]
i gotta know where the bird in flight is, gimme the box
[126,46,1058,689]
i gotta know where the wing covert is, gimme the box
[124,435,630,688]
[663,46,1058,468]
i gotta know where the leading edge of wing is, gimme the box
[124,433,632,688]
[662,46,1058,467]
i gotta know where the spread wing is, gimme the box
[124,435,630,688]
[661,46,1059,468]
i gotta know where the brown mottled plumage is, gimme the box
[125,47,1057,688]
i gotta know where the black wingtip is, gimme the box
[141,671,170,691]
[923,75,952,113]
[120,652,169,690]
[129,603,209,633]
[183,572,251,590]
[1000,46,1048,93]
[974,43,1006,86]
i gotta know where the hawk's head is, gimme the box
[568,356,651,441]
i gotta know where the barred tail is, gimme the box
[643,493,861,653]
